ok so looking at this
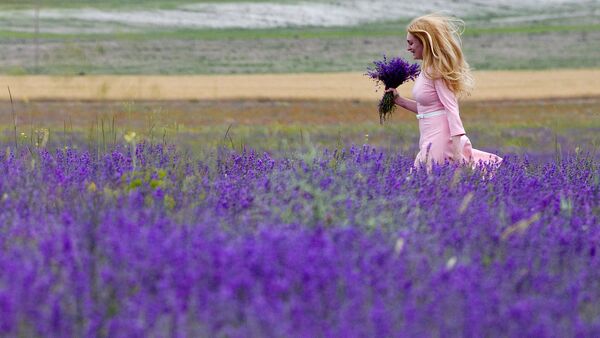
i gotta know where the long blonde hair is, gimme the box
[407,13,474,97]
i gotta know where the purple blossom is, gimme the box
[366,55,420,90]
[0,142,599,337]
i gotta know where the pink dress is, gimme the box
[411,72,502,167]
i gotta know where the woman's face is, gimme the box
[406,32,423,60]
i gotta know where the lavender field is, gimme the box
[0,139,599,337]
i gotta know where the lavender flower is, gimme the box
[1,142,600,337]
[366,56,420,124]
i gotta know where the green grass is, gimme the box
[467,23,600,35]
[1,21,598,41]
[3,121,598,159]
[2,98,599,157]
[1,4,597,74]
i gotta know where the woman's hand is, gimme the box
[451,135,464,162]
[385,88,403,106]
[384,88,418,113]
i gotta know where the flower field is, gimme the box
[1,0,598,336]
[0,138,599,336]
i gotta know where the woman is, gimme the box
[386,13,502,170]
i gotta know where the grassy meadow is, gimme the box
[1,97,599,160]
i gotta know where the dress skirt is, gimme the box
[414,112,502,167]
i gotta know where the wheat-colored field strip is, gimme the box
[2,69,600,101]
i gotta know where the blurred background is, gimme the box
[1,0,599,74]
[0,0,599,156]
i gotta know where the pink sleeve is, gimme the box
[434,78,466,136]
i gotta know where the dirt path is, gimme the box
[2,69,599,101]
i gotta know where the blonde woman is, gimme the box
[387,13,502,170]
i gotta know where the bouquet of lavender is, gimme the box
[366,56,420,124]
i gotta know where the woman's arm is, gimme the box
[385,88,418,114]
[433,79,467,162]
[433,79,465,136]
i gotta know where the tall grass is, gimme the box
[1,97,598,159]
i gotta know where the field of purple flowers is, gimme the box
[1,142,599,337]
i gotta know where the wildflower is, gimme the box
[446,256,457,270]
[124,131,138,171]
[124,131,137,143]
[394,237,405,254]
[34,128,50,148]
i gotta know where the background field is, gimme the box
[4,70,600,102]
[1,0,599,75]
[0,0,599,158]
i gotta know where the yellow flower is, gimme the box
[87,182,97,193]
[124,131,137,143]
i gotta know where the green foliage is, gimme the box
[124,168,168,192]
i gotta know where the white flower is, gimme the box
[446,256,457,270]
[394,238,405,254]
